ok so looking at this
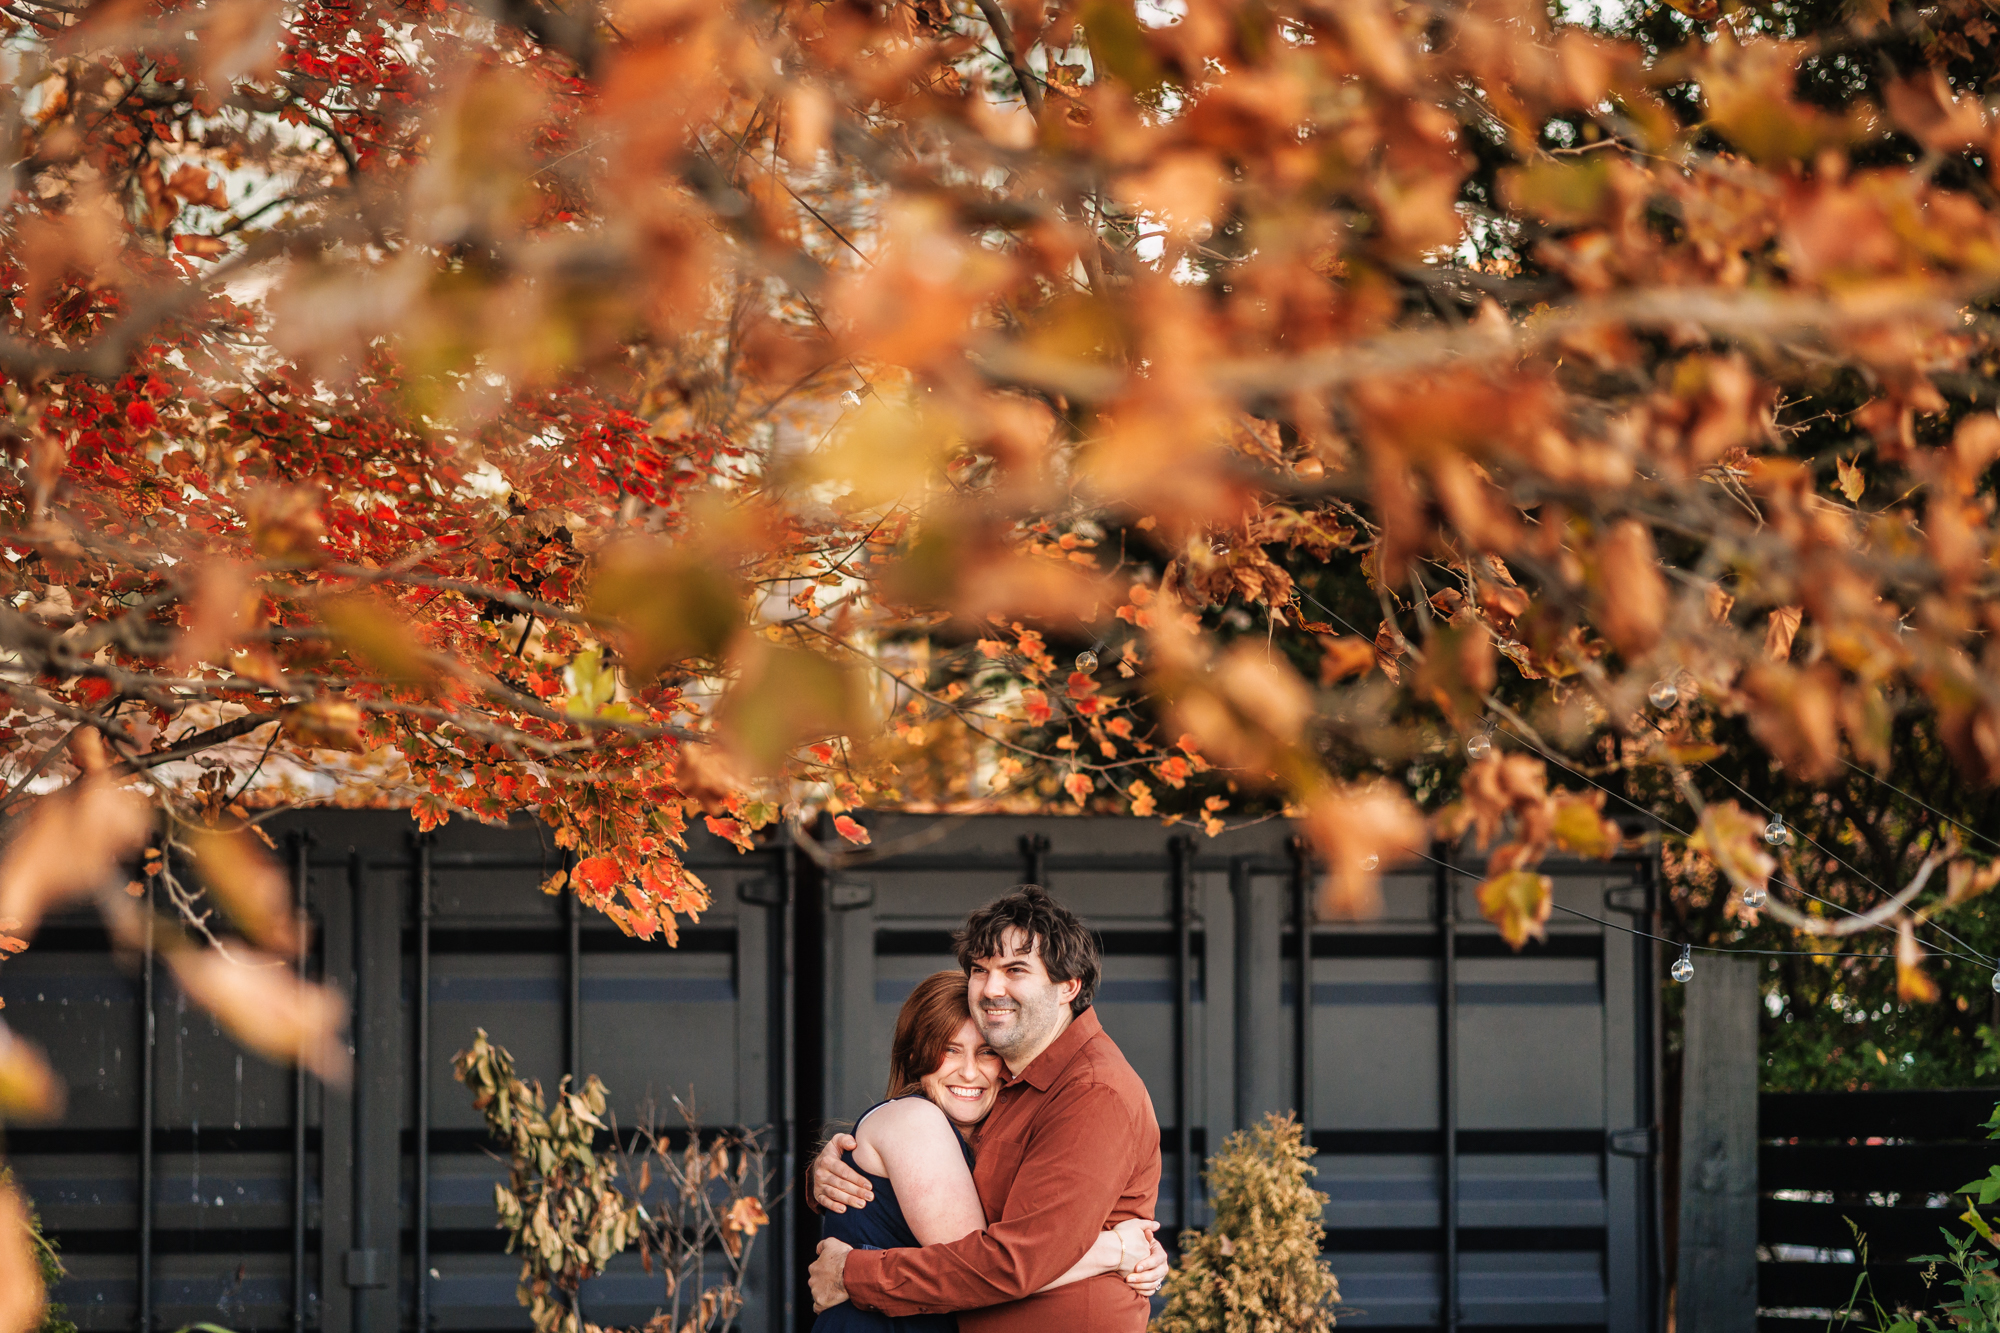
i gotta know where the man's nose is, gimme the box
[979,970,1009,999]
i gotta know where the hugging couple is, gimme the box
[805,885,1171,1331]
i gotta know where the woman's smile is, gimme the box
[922,1017,1002,1126]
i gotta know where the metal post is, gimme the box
[1438,850,1459,1333]
[1288,837,1314,1135]
[292,833,312,1333]
[415,834,433,1333]
[139,873,156,1333]
[565,852,581,1082]
[1171,835,1195,1232]
[1020,833,1049,887]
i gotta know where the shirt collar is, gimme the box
[1007,1005,1101,1092]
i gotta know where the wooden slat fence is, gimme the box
[1758,1089,1999,1329]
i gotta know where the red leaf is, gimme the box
[833,815,871,845]
[572,855,621,894]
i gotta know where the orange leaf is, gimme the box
[186,826,298,953]
[1686,802,1777,900]
[0,767,152,935]
[726,1196,769,1236]
[1063,772,1093,805]
[165,946,350,1084]
[1895,920,1940,1004]
[833,815,871,845]
[1302,783,1426,919]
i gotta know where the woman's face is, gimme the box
[922,1017,1003,1127]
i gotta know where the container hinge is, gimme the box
[1607,1126,1658,1158]
[1604,884,1650,916]
[344,1248,388,1287]
[738,876,784,907]
[830,879,874,911]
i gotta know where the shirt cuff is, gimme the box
[844,1248,888,1311]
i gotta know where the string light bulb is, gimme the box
[1741,884,1767,909]
[1361,855,1380,872]
[1648,678,1680,710]
[1991,966,2000,994]
[1466,732,1492,760]
[1762,815,1790,846]
[1074,650,1099,674]
[1671,945,1694,984]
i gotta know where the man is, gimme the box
[808,885,1165,1330]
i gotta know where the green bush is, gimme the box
[1150,1113,1340,1333]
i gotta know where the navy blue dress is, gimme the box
[813,1097,976,1333]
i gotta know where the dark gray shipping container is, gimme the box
[2,810,1662,1333]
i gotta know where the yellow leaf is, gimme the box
[1946,858,2000,907]
[0,1021,61,1119]
[1835,456,1865,503]
[318,595,437,685]
[1550,793,1621,860]
[1478,870,1553,950]
[717,643,875,775]
[587,538,743,680]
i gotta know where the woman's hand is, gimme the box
[1113,1218,1161,1274]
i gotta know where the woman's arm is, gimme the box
[856,1101,986,1245]
[1037,1218,1160,1291]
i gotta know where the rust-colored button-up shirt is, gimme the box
[842,1006,1161,1332]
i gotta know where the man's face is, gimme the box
[968,926,1080,1065]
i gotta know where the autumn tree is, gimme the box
[0,0,1997,1296]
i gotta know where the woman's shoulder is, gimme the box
[855,1094,954,1142]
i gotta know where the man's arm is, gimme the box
[841,1081,1144,1317]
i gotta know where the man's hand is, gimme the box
[1126,1231,1169,1298]
[810,1237,853,1312]
[811,1133,873,1213]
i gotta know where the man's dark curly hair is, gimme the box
[953,884,1101,1016]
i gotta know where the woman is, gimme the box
[812,971,1159,1331]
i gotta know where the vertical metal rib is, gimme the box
[565,852,581,1081]
[139,873,156,1333]
[292,834,311,1333]
[415,835,433,1332]
[1438,850,1459,1333]
[773,842,797,1333]
[1289,837,1314,1135]
[349,851,370,1310]
[1171,835,1194,1232]
[1020,832,1049,887]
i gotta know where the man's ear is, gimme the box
[1057,975,1082,1006]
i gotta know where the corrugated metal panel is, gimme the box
[5,811,1659,1333]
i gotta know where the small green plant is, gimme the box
[1150,1112,1340,1333]
[1837,1101,2000,1333]
[3,1169,76,1333]
[453,1028,771,1333]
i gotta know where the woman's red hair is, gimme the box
[887,970,975,1099]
